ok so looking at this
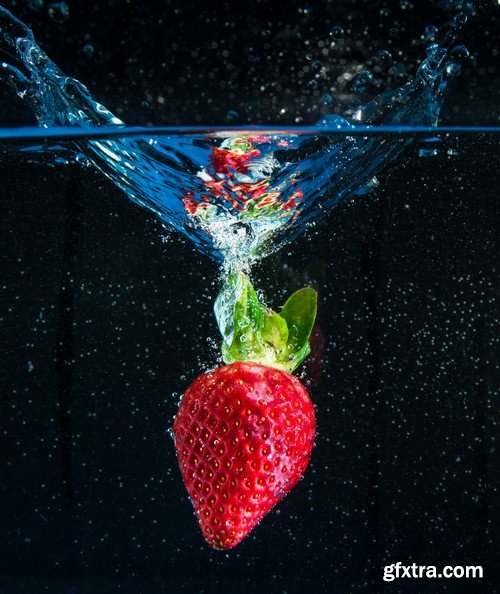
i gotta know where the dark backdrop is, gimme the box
[0,1,499,593]
[0,0,499,126]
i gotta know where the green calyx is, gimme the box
[214,270,317,374]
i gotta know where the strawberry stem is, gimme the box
[214,270,317,373]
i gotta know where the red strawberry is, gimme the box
[173,361,315,550]
[172,271,318,549]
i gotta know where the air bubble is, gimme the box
[375,50,393,67]
[28,0,44,11]
[449,45,469,60]
[445,62,462,76]
[225,110,239,122]
[453,12,468,28]
[231,221,252,237]
[48,2,70,23]
[352,71,373,94]
[322,93,333,105]
[419,148,439,158]
[423,25,439,42]
[329,26,345,39]
[399,0,413,9]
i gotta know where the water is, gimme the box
[1,128,497,592]
[0,6,473,269]
[0,3,498,592]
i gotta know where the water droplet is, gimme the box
[48,2,69,23]
[426,42,439,56]
[28,0,44,11]
[453,12,468,28]
[352,70,373,94]
[399,0,413,9]
[423,25,439,42]
[449,45,469,60]
[419,148,439,158]
[329,26,345,39]
[83,44,94,57]
[445,62,461,76]
[322,92,333,105]
[375,50,393,67]
[225,110,239,122]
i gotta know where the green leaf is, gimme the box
[262,310,288,350]
[243,278,264,335]
[278,287,317,372]
[214,271,317,374]
[216,271,266,363]
[280,287,317,348]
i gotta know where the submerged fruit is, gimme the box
[173,361,315,550]
[173,271,318,548]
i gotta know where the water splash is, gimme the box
[0,6,468,269]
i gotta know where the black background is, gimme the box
[1,0,499,126]
[0,1,499,593]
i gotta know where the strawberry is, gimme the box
[172,271,318,549]
[173,361,315,550]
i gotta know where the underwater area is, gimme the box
[0,1,498,593]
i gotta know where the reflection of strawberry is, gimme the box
[173,361,315,550]
[172,272,318,549]
[181,136,305,219]
[210,146,261,175]
[305,323,326,384]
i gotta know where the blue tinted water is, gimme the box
[0,6,492,270]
